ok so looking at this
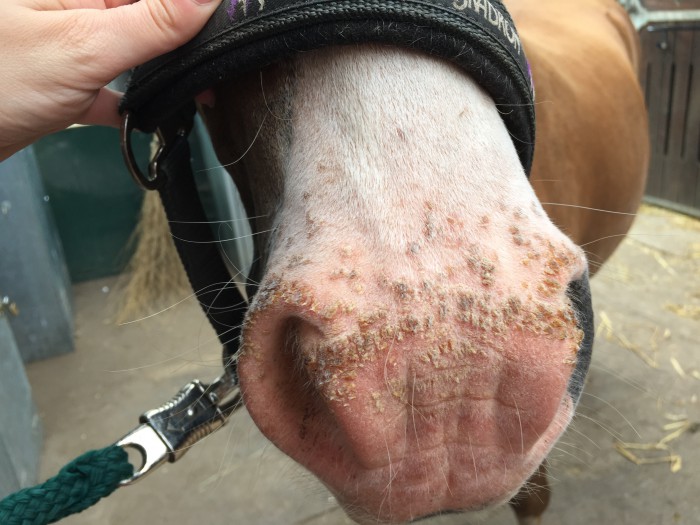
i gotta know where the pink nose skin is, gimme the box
[239,232,586,523]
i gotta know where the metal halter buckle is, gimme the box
[115,372,242,486]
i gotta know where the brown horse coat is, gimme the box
[506,0,648,273]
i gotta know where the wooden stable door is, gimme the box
[638,2,700,215]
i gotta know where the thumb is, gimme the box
[99,0,221,73]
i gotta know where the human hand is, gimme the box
[0,0,221,161]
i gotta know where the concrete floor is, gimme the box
[26,205,700,525]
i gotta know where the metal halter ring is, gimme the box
[120,110,195,192]
[120,111,164,191]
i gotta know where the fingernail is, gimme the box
[192,0,219,5]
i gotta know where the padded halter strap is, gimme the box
[119,0,536,369]
[121,0,536,173]
[139,106,247,373]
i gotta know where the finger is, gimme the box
[77,87,122,127]
[98,0,221,73]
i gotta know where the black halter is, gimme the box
[119,0,536,372]
[122,0,534,169]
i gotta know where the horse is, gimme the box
[191,0,649,522]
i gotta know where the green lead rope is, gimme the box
[0,445,133,525]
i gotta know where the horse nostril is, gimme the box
[565,273,595,405]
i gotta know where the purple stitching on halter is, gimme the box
[527,60,535,98]
[226,0,236,20]
[227,0,252,21]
